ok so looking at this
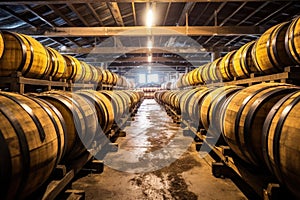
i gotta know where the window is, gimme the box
[147,74,158,83]
[138,74,146,84]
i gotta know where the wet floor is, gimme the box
[72,99,247,200]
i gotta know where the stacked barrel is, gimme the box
[176,16,300,88]
[157,16,300,199]
[155,83,300,198]
[0,31,130,88]
[0,89,143,199]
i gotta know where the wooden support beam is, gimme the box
[131,2,137,26]
[84,56,210,63]
[107,2,124,26]
[22,26,263,37]
[87,3,104,26]
[59,46,209,54]
[0,0,291,5]
[177,2,196,26]
[24,5,55,27]
[67,4,89,26]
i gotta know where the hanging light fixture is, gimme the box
[146,7,153,27]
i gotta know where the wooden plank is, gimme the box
[42,170,75,200]
[21,26,263,37]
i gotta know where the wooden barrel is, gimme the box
[89,65,99,83]
[201,86,243,137]
[201,63,213,83]
[104,70,114,85]
[95,67,103,83]
[62,55,83,81]
[114,90,132,114]
[38,91,98,160]
[262,91,300,199]
[179,87,206,120]
[100,90,125,121]
[111,72,118,85]
[219,50,238,81]
[80,61,93,82]
[285,16,300,64]
[76,90,114,134]
[0,31,4,59]
[187,87,213,127]
[232,41,257,78]
[209,58,223,82]
[0,31,50,78]
[47,47,67,80]
[222,83,298,167]
[252,22,293,74]
[0,92,65,199]
[196,66,205,85]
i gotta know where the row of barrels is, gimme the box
[0,89,144,199]
[154,83,300,198]
[0,31,130,88]
[176,15,300,88]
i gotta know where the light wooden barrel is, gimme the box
[111,72,118,85]
[0,31,4,59]
[285,16,300,65]
[96,67,103,83]
[62,55,83,81]
[89,65,99,83]
[201,63,213,83]
[100,90,125,120]
[76,90,114,134]
[209,58,223,82]
[38,91,98,161]
[252,22,293,74]
[0,92,65,199]
[47,47,67,80]
[179,88,206,120]
[0,31,50,78]
[187,87,213,127]
[232,41,257,78]
[222,83,298,167]
[201,86,243,137]
[114,90,132,114]
[104,69,114,85]
[219,50,238,81]
[262,90,300,199]
[80,61,93,82]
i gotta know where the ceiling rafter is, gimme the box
[222,1,270,47]
[224,1,292,47]
[107,2,124,26]
[177,2,196,26]
[24,5,54,27]
[67,3,89,26]
[46,4,81,46]
[87,3,104,26]
[0,6,69,47]
[131,2,137,25]
[202,2,247,45]
[196,2,227,42]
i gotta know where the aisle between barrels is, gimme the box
[72,99,246,200]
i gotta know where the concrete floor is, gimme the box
[72,99,247,200]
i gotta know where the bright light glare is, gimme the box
[138,74,146,84]
[146,9,153,27]
[147,66,151,70]
[148,55,152,62]
[147,40,153,49]
[147,74,158,83]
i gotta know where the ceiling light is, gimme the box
[147,40,153,50]
[146,9,153,27]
